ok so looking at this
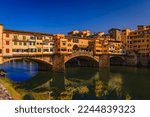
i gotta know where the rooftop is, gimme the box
[3,28,53,36]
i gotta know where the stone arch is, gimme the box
[110,56,125,65]
[64,55,99,64]
[3,57,52,66]
[64,54,99,67]
[110,56,125,60]
[2,57,53,71]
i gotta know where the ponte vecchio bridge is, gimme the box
[1,50,127,72]
[0,24,135,72]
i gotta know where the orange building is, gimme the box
[121,25,150,57]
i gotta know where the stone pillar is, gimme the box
[52,54,65,72]
[99,55,110,68]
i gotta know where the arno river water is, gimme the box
[0,60,150,100]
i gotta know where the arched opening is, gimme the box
[0,58,53,82]
[27,58,52,71]
[110,56,124,66]
[3,58,52,71]
[65,56,99,67]
[72,44,79,51]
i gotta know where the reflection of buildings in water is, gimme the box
[108,74,132,99]
[108,73,123,93]
[65,72,99,87]
[60,72,99,100]
[95,80,104,97]
[60,85,89,100]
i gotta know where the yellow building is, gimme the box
[54,34,73,54]
[121,28,132,52]
[122,25,150,57]
[0,24,55,63]
[1,23,149,65]
[108,40,126,55]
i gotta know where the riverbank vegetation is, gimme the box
[0,78,21,99]
[0,77,50,100]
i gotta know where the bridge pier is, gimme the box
[99,55,110,68]
[52,54,65,72]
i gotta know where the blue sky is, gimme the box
[0,0,150,34]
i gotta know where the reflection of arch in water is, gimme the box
[16,71,53,90]
[65,68,99,86]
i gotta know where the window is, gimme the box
[73,38,79,43]
[43,49,49,52]
[61,49,67,51]
[6,33,9,37]
[23,36,26,40]
[62,41,66,46]
[49,36,53,40]
[24,42,27,46]
[13,49,17,52]
[19,42,22,45]
[138,45,140,48]
[6,49,9,53]
[50,43,54,46]
[30,36,35,39]
[14,42,17,45]
[38,49,41,52]
[14,35,18,39]
[50,48,53,52]
[37,36,42,40]
[6,41,9,45]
